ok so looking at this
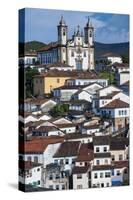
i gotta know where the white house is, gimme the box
[19,52,37,67]
[91,136,112,188]
[82,124,100,135]
[116,71,130,86]
[19,161,42,187]
[111,161,129,186]
[97,53,122,64]
[66,78,107,88]
[72,166,90,189]
[53,141,81,174]
[100,99,129,131]
[72,90,93,102]
[19,137,64,168]
[44,163,69,190]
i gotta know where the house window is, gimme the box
[49,174,53,180]
[106,183,110,187]
[37,168,40,172]
[104,147,107,152]
[49,185,53,189]
[96,147,100,153]
[105,172,111,178]
[94,173,98,179]
[102,101,104,105]
[124,110,127,115]
[105,159,108,164]
[71,51,74,57]
[65,159,69,164]
[116,170,121,176]
[34,156,38,163]
[56,185,59,190]
[57,78,60,83]
[96,160,100,165]
[109,110,111,115]
[101,183,104,187]
[72,159,75,164]
[77,174,82,179]
[119,154,123,161]
[55,174,60,179]
[60,159,64,165]
[62,185,65,190]
[37,181,40,185]
[119,110,121,116]
[27,156,31,162]
[100,173,103,178]
[111,155,115,161]
[77,185,82,189]
[112,169,114,176]
[54,159,58,164]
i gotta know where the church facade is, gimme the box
[37,16,95,71]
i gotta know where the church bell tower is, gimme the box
[84,17,94,70]
[57,16,67,63]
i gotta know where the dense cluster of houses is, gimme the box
[19,15,129,192]
[19,61,129,191]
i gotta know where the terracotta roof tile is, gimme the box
[72,166,90,174]
[19,137,64,154]
[53,141,80,157]
[101,99,129,109]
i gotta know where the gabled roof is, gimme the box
[110,140,125,151]
[19,137,64,154]
[53,141,80,158]
[94,152,111,158]
[72,166,90,174]
[76,143,93,162]
[93,136,110,146]
[93,165,113,171]
[112,161,129,169]
[100,91,120,99]
[101,99,129,109]
[19,161,42,170]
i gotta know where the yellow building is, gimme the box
[33,70,77,96]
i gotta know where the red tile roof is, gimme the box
[19,136,64,154]
[101,99,129,109]
[112,161,129,169]
[53,141,80,157]
[72,166,90,174]
[19,160,42,170]
[76,143,93,162]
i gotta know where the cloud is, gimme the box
[23,8,129,44]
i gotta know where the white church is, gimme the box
[37,16,95,71]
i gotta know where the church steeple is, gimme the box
[57,15,67,64]
[84,17,94,45]
[57,15,68,45]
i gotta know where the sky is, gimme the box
[19,8,129,44]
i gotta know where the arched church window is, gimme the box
[71,51,74,57]
[84,51,86,57]
[90,31,92,37]
[63,29,66,36]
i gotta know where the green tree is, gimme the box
[25,66,39,97]
[99,70,115,85]
[121,55,129,63]
[51,104,69,117]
